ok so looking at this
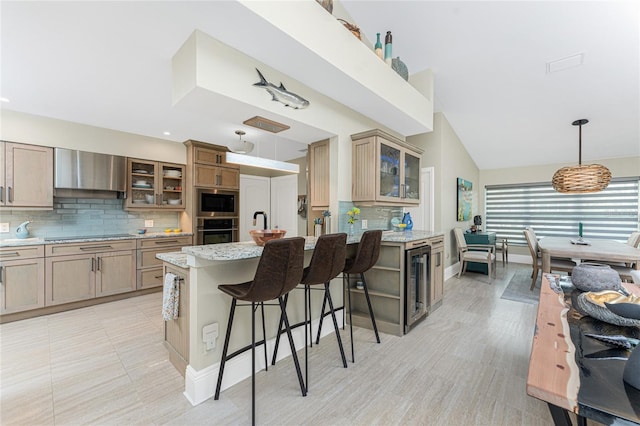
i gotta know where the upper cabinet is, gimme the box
[0,141,53,209]
[125,158,185,210]
[185,141,239,190]
[308,139,330,210]
[352,130,422,206]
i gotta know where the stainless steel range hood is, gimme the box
[54,148,126,198]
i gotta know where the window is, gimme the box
[485,177,640,245]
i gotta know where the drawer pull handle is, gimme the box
[154,275,164,279]
[0,252,20,257]
[80,245,113,251]
[0,266,4,284]
[154,240,178,244]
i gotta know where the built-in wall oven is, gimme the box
[405,240,430,333]
[197,189,238,217]
[196,217,238,245]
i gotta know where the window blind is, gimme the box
[485,177,640,246]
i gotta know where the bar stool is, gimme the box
[271,233,348,389]
[214,237,307,425]
[342,229,382,362]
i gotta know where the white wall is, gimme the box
[1,109,186,163]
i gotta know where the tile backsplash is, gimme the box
[0,197,180,239]
[337,201,403,234]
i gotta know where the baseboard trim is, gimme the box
[183,314,342,406]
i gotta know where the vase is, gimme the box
[349,223,354,236]
[571,262,622,292]
[384,31,392,65]
[392,57,409,81]
[374,33,383,60]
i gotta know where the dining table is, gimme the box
[527,273,640,426]
[538,237,640,274]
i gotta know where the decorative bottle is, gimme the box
[374,33,383,60]
[402,212,413,230]
[384,31,393,65]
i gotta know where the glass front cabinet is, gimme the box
[352,129,422,205]
[125,158,186,210]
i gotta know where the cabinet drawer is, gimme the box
[138,247,184,269]
[0,245,44,260]
[46,240,136,256]
[138,268,165,289]
[427,237,444,249]
[137,236,192,249]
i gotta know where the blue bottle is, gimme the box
[402,212,413,230]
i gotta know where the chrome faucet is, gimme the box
[253,211,268,230]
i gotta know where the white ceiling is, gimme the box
[2,1,639,170]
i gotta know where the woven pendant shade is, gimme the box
[552,119,611,193]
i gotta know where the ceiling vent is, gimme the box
[243,116,290,133]
[546,53,584,73]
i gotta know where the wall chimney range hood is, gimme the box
[54,148,126,198]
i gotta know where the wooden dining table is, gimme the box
[527,274,640,425]
[538,237,640,273]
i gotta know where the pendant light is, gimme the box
[228,130,255,154]
[551,119,611,193]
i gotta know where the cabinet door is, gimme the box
[0,143,5,205]
[402,151,420,204]
[193,164,217,187]
[5,143,53,207]
[45,254,95,305]
[352,137,376,202]
[96,250,136,297]
[193,146,225,166]
[127,158,157,208]
[0,258,45,314]
[159,163,185,208]
[430,247,444,306]
[308,140,329,208]
[218,167,239,189]
[378,141,402,202]
[164,264,190,370]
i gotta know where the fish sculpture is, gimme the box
[253,68,309,109]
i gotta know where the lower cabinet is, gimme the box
[0,245,45,314]
[163,262,189,376]
[137,236,192,289]
[45,240,136,306]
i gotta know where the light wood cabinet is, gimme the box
[308,139,330,209]
[0,141,53,208]
[136,236,192,289]
[185,140,239,190]
[0,245,45,314]
[125,158,186,210]
[351,130,422,206]
[193,163,239,189]
[45,240,136,306]
[428,236,445,310]
[163,262,189,376]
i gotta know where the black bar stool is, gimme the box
[341,229,382,362]
[214,237,307,425]
[271,233,348,389]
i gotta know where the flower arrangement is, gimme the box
[322,210,331,218]
[347,207,360,224]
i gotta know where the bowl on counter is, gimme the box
[249,229,287,246]
[137,228,147,234]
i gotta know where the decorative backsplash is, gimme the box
[337,201,403,233]
[0,197,180,239]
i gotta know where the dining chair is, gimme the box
[523,229,576,290]
[453,228,496,279]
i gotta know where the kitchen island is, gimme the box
[157,230,444,405]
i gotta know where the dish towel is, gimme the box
[162,272,180,321]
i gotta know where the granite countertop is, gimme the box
[0,232,193,247]
[156,251,189,268]
[181,230,444,263]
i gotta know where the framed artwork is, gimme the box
[457,177,472,221]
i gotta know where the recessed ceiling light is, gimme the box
[163,131,171,136]
[0,97,10,103]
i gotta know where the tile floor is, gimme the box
[0,264,589,425]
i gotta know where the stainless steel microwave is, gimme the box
[197,189,238,217]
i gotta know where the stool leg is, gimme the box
[260,302,267,372]
[347,274,354,363]
[278,296,307,396]
[270,293,289,366]
[304,285,309,388]
[361,272,380,344]
[315,290,328,345]
[251,302,256,426]
[307,286,313,348]
[215,298,236,400]
[325,282,347,368]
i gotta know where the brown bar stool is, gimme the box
[271,233,348,389]
[342,229,382,362]
[214,237,307,425]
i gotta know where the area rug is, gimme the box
[500,269,541,304]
